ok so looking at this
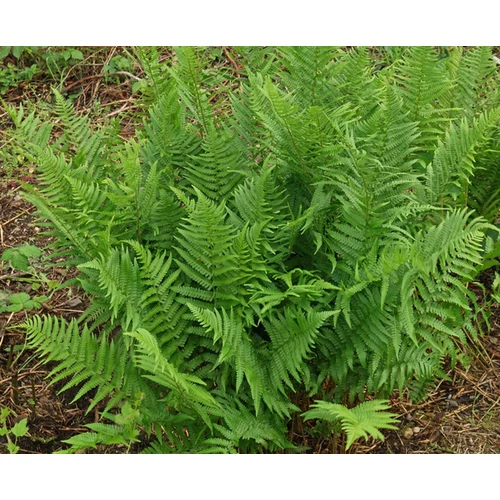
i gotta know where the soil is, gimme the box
[1,49,499,454]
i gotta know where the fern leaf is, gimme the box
[125,328,218,411]
[23,315,145,414]
[303,399,399,450]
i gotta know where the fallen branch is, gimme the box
[61,71,142,94]
[223,47,243,72]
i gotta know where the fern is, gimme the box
[23,316,150,415]
[13,46,500,453]
[395,46,453,149]
[201,394,293,453]
[425,109,500,207]
[445,46,499,121]
[51,89,105,166]
[78,247,142,331]
[125,328,218,412]
[303,399,399,450]
[173,188,238,299]
[184,126,244,202]
[278,47,344,112]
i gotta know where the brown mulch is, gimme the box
[366,331,500,454]
[0,179,90,453]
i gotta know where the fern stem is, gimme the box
[311,48,319,107]
[264,80,310,179]
[185,51,209,139]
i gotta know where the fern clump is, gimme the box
[13,46,500,453]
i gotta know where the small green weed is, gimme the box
[0,406,29,454]
[0,245,58,313]
[0,291,48,313]
[42,47,84,85]
[0,46,41,94]
[104,54,134,75]
[0,62,40,94]
[0,47,39,60]
[1,245,42,272]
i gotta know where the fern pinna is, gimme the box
[15,46,500,453]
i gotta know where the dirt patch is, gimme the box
[0,181,87,453]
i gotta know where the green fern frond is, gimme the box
[396,46,450,123]
[187,303,272,415]
[52,89,105,166]
[446,46,498,121]
[202,394,293,453]
[303,399,399,450]
[425,108,500,206]
[184,126,244,201]
[356,82,421,169]
[2,101,53,154]
[79,247,142,330]
[125,328,218,413]
[264,308,334,392]
[335,47,380,117]
[415,208,491,278]
[170,46,214,137]
[23,315,146,414]
[174,188,238,297]
[278,46,341,110]
[134,46,173,103]
[140,84,201,182]
[22,186,94,263]
[259,75,310,181]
